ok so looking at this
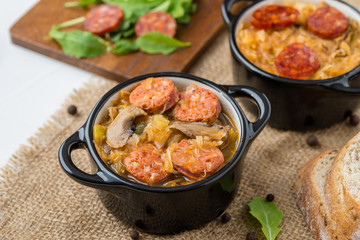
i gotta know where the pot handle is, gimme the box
[222,0,250,26]
[58,127,119,186]
[222,85,271,140]
[322,73,360,94]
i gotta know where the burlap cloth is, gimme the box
[1,1,360,239]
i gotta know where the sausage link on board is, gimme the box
[251,5,299,30]
[135,11,177,37]
[173,85,221,124]
[170,139,224,180]
[307,7,348,39]
[84,4,124,36]
[129,77,179,114]
[124,144,170,185]
[275,43,320,79]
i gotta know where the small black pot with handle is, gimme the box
[222,0,360,130]
[58,72,270,234]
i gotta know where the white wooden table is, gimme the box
[0,0,92,167]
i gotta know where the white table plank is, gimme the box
[0,0,91,167]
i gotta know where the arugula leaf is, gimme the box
[105,32,121,42]
[248,197,283,240]
[170,0,185,19]
[105,23,135,43]
[168,0,197,24]
[56,16,85,29]
[49,26,106,59]
[135,32,190,54]
[112,39,139,55]
[176,14,190,24]
[103,0,164,20]
[64,0,102,8]
[103,0,164,8]
[122,28,135,38]
[151,0,172,12]
[190,2,197,13]
[119,19,132,31]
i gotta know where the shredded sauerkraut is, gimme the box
[236,1,360,80]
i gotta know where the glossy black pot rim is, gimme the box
[227,0,360,87]
[83,72,250,193]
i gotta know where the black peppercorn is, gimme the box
[266,194,275,202]
[306,135,320,146]
[221,212,231,223]
[67,105,77,115]
[350,114,360,126]
[246,232,257,240]
[129,229,139,240]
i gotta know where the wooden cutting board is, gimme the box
[10,0,225,81]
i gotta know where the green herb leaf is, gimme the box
[112,39,139,55]
[190,2,197,13]
[151,0,172,12]
[135,32,190,54]
[168,0,196,24]
[119,19,133,31]
[49,26,106,59]
[170,0,185,19]
[103,0,164,20]
[105,26,135,43]
[56,16,85,29]
[248,197,283,240]
[64,0,102,8]
[122,28,135,38]
[176,14,190,24]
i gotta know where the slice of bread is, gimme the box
[325,132,360,239]
[296,149,346,240]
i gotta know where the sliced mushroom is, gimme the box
[169,121,230,141]
[106,106,147,148]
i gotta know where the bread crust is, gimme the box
[325,132,360,239]
[296,150,346,240]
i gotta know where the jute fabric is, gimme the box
[1,1,360,239]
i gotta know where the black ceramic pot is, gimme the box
[58,72,270,235]
[222,0,360,130]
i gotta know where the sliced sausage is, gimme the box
[275,43,320,79]
[307,7,348,39]
[129,77,179,114]
[124,144,170,185]
[251,5,299,30]
[170,139,224,180]
[84,4,124,36]
[135,11,177,37]
[173,85,221,124]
